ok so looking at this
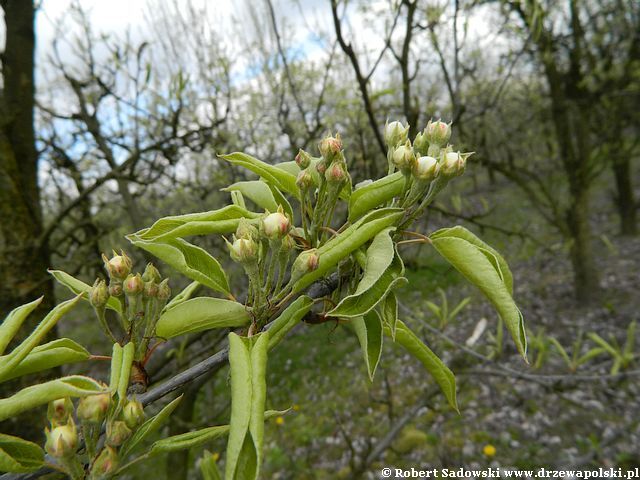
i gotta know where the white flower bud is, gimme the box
[440,150,471,177]
[45,421,78,458]
[384,120,409,147]
[262,210,290,240]
[228,237,258,264]
[413,156,440,181]
[318,134,342,160]
[424,120,451,146]
[102,252,132,280]
[392,141,417,173]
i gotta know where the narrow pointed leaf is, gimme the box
[267,184,294,219]
[200,450,223,480]
[117,342,135,404]
[220,152,300,200]
[380,292,399,340]
[109,343,123,391]
[0,338,90,382]
[132,205,261,241]
[348,172,405,222]
[48,270,122,313]
[163,281,200,311]
[430,235,527,359]
[0,376,108,422]
[127,237,230,296]
[388,320,458,412]
[292,208,404,293]
[120,395,183,458]
[0,297,43,355]
[267,296,313,350]
[352,311,384,381]
[0,296,81,382]
[0,434,44,473]
[156,298,250,339]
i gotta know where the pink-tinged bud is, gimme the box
[108,281,123,297]
[47,398,74,426]
[89,279,109,310]
[106,420,132,446]
[392,141,417,173]
[318,134,342,160]
[281,234,296,253]
[77,393,111,424]
[324,162,348,185]
[424,120,451,147]
[291,249,320,281]
[157,279,171,301]
[413,131,429,156]
[123,399,145,430]
[144,280,159,298]
[295,149,312,169]
[227,237,258,264]
[296,169,314,191]
[123,273,144,296]
[440,150,471,177]
[262,210,290,240]
[413,156,440,181]
[92,446,119,477]
[316,158,328,175]
[384,120,409,147]
[45,421,78,458]
[141,263,161,284]
[102,252,132,280]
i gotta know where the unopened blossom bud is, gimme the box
[141,263,161,284]
[227,237,258,264]
[77,393,111,424]
[295,149,312,169]
[318,134,342,160]
[144,281,159,298]
[262,209,290,240]
[413,156,440,181]
[108,281,123,297]
[89,279,109,310]
[413,131,429,156]
[45,421,78,458]
[235,218,259,242]
[291,249,319,281]
[424,120,451,147]
[123,399,145,430]
[106,420,132,446]
[392,141,417,173]
[47,398,74,426]
[92,446,119,477]
[123,273,144,296]
[281,234,296,254]
[157,279,171,301]
[325,162,348,186]
[384,120,409,147]
[440,150,471,178]
[102,252,132,280]
[316,157,328,176]
[296,169,314,191]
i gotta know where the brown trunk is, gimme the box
[612,157,637,235]
[0,0,56,440]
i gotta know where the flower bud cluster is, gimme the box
[384,120,409,148]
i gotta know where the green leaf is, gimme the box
[0,296,82,382]
[117,342,135,404]
[0,376,108,422]
[127,236,230,296]
[274,161,300,176]
[226,332,269,480]
[132,205,261,241]
[0,338,90,382]
[431,226,513,294]
[109,343,123,391]
[348,172,405,222]
[388,320,458,412]
[267,296,313,350]
[0,434,45,473]
[380,292,399,341]
[156,298,251,339]
[120,395,183,458]
[48,270,122,313]
[220,152,300,200]
[0,297,43,355]
[430,235,527,360]
[292,208,404,293]
[328,229,407,318]
[352,311,383,381]
[163,281,200,311]
[223,181,279,212]
[150,424,229,454]
[267,183,294,220]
